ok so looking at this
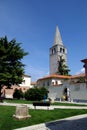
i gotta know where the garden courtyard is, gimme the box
[1,100,87,130]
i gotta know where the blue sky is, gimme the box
[0,0,87,81]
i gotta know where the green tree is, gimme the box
[13,89,24,99]
[40,87,48,99]
[77,77,85,83]
[25,87,48,101]
[57,56,70,75]
[25,88,41,101]
[0,36,28,97]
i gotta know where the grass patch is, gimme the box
[4,99,33,104]
[0,105,87,130]
[52,102,87,106]
[5,99,87,106]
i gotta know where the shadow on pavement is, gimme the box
[46,117,87,130]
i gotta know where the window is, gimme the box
[52,49,53,54]
[63,49,65,53]
[60,48,62,52]
[54,48,56,53]
[52,48,56,54]
[55,81,58,85]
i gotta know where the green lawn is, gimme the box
[5,99,87,106]
[0,105,87,130]
[52,102,87,106]
[4,99,33,104]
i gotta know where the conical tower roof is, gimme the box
[53,25,63,45]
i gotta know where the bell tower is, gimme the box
[49,26,67,74]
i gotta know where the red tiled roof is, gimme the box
[31,82,36,85]
[37,74,71,81]
[37,73,85,82]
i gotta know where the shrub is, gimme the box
[40,87,48,99]
[13,89,24,99]
[25,87,48,101]
[77,77,85,83]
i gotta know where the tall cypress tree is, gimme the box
[57,56,70,75]
[0,36,28,96]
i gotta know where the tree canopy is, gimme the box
[25,87,48,101]
[0,36,28,96]
[57,56,70,75]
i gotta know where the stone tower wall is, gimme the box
[49,26,67,74]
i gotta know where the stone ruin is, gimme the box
[13,105,31,120]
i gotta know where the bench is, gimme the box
[0,97,4,102]
[33,101,50,109]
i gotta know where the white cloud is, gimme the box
[80,68,85,72]
[25,65,49,81]
[76,68,85,75]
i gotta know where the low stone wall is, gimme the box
[48,83,87,102]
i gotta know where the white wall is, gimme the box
[52,79,62,85]
[37,78,63,87]
[20,76,31,87]
[48,82,87,102]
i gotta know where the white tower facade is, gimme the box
[50,26,67,74]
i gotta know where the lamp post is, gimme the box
[81,58,87,88]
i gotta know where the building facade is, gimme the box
[37,73,86,102]
[37,26,87,103]
[1,74,32,99]
[19,75,31,88]
[37,74,70,87]
[49,26,67,74]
